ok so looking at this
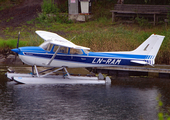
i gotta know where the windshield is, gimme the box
[39,41,53,51]
[39,41,49,50]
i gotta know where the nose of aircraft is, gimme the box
[11,48,20,54]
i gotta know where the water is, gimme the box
[0,66,170,120]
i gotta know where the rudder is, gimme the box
[132,34,165,56]
[131,34,165,65]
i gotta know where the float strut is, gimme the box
[63,67,70,78]
[32,66,34,75]
[34,65,39,77]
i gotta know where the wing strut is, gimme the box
[46,46,61,66]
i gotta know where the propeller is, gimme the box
[17,31,20,48]
[13,31,20,61]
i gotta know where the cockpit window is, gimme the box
[39,41,49,50]
[70,48,83,54]
[40,42,88,55]
[39,41,53,51]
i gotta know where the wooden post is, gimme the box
[112,12,115,22]
[154,13,156,26]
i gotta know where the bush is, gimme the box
[135,17,151,27]
[36,0,71,24]
[41,0,58,14]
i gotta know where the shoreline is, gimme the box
[0,54,23,66]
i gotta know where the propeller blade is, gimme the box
[14,31,20,61]
[17,31,20,48]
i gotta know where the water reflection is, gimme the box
[1,67,170,119]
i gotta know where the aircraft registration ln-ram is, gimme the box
[6,30,165,84]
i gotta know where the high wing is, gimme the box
[36,30,90,50]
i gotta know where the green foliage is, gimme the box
[26,19,34,24]
[0,6,3,11]
[167,11,170,24]
[36,0,71,24]
[26,34,43,46]
[36,12,72,24]
[135,17,151,27]
[72,24,141,52]
[6,17,13,22]
[92,1,115,20]
[41,0,58,14]
[157,95,170,120]
[57,1,68,13]
[0,39,27,49]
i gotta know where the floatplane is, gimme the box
[6,30,165,84]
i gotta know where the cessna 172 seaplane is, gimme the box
[7,30,165,84]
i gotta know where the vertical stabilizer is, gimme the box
[131,34,165,65]
[132,34,164,56]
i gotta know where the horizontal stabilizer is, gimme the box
[131,60,148,65]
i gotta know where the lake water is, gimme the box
[0,66,170,120]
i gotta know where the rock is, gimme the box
[0,58,6,63]
[0,54,23,65]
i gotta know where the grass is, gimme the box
[1,19,170,64]
[0,38,27,49]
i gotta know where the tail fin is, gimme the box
[132,34,165,55]
[131,34,165,65]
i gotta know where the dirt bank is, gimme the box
[0,0,43,64]
[0,0,42,28]
[0,50,22,65]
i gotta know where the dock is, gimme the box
[91,65,170,79]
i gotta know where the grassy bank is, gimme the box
[1,19,170,64]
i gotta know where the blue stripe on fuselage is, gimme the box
[88,52,147,59]
[17,46,150,66]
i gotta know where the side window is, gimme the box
[70,48,83,55]
[58,47,68,54]
[83,49,89,54]
[53,45,59,52]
